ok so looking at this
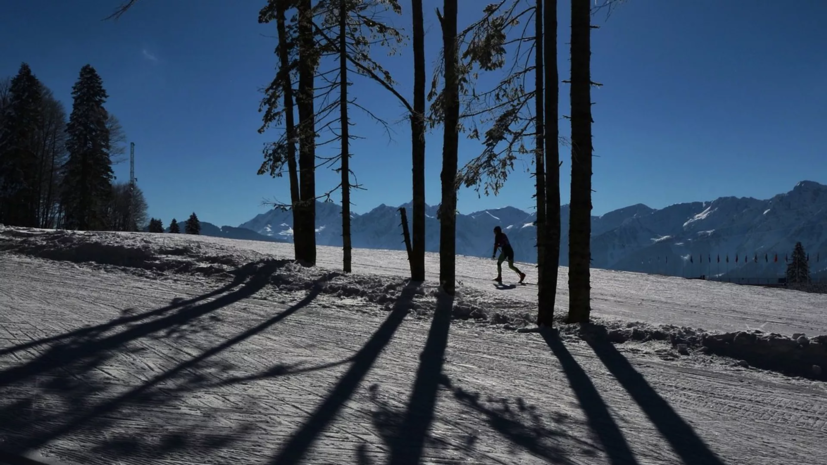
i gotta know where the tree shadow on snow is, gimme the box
[382,291,453,465]
[541,329,641,465]
[268,281,421,465]
[584,332,727,465]
[0,259,273,359]
[0,259,326,463]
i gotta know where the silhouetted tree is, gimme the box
[169,218,180,234]
[437,0,459,295]
[449,0,561,324]
[0,63,44,227]
[148,218,164,233]
[36,88,69,228]
[185,212,200,235]
[539,0,561,327]
[61,64,114,231]
[786,242,810,284]
[567,0,595,323]
[105,182,148,231]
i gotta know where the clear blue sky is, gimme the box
[2,0,825,227]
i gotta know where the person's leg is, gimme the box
[507,251,526,282]
[497,252,505,277]
[507,254,522,274]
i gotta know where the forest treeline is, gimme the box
[109,0,614,325]
[0,63,148,232]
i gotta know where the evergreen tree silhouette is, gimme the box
[786,242,810,284]
[0,63,44,227]
[185,212,200,235]
[148,218,164,233]
[61,65,113,230]
[169,218,180,234]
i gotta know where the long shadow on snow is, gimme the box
[541,329,640,465]
[584,333,727,465]
[0,260,285,389]
[268,281,420,465]
[382,292,453,465]
[0,259,268,358]
[0,260,319,461]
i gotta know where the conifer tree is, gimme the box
[0,63,44,227]
[185,212,201,235]
[61,65,114,231]
[786,242,810,284]
[148,218,164,233]
[169,218,180,234]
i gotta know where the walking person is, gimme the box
[492,226,526,284]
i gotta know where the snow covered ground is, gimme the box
[1,227,827,464]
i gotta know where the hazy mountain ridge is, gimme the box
[240,181,827,279]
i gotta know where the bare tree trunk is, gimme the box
[439,0,459,295]
[410,0,426,282]
[42,119,59,228]
[297,0,317,266]
[567,0,592,323]
[276,3,303,262]
[541,0,561,326]
[339,0,352,273]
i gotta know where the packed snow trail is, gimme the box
[3,228,824,336]
[1,254,826,464]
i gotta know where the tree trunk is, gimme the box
[43,118,59,228]
[297,0,317,266]
[410,0,426,282]
[439,0,459,295]
[276,3,302,262]
[541,0,561,327]
[567,0,592,323]
[339,0,352,273]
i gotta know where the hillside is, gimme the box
[144,219,287,244]
[241,181,827,280]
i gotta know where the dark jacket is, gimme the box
[493,231,514,257]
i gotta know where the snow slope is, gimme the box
[1,228,827,465]
[2,226,825,336]
[240,181,827,280]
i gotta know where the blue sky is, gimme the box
[2,0,825,227]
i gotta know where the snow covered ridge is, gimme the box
[239,181,827,280]
[2,226,827,380]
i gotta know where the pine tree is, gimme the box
[61,65,114,231]
[169,218,180,234]
[148,218,164,233]
[786,242,810,284]
[0,63,44,227]
[185,212,200,235]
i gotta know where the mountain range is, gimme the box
[238,181,827,280]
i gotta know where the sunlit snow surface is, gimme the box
[2,226,824,336]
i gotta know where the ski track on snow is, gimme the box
[1,231,827,464]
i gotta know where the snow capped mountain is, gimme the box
[154,219,287,243]
[239,181,827,279]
